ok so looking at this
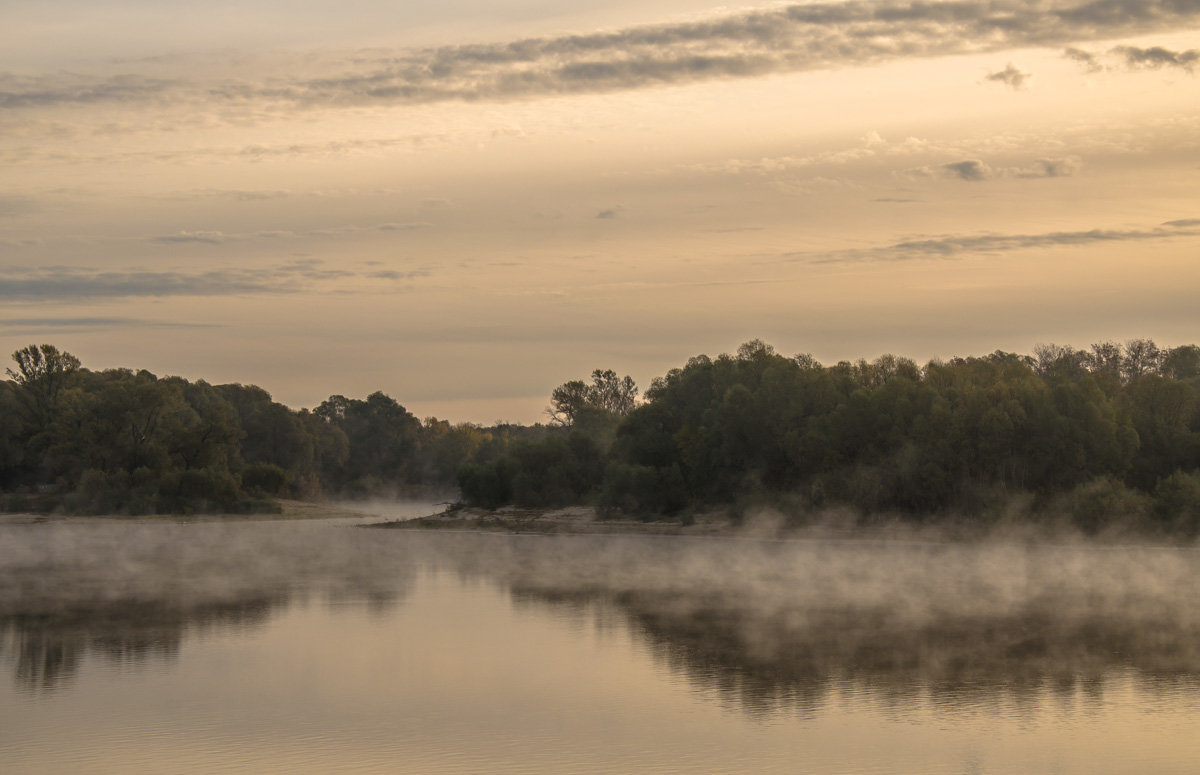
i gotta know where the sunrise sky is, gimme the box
[2,0,1198,422]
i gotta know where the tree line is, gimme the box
[459,339,1200,535]
[2,340,1199,533]
[0,344,542,514]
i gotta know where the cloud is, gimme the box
[1065,43,1200,72]
[0,260,430,301]
[939,159,994,181]
[152,231,225,244]
[0,195,37,217]
[6,0,1200,112]
[907,156,1081,181]
[0,73,176,109]
[1114,45,1200,71]
[263,0,1200,106]
[1013,157,1082,178]
[792,217,1200,262]
[1064,46,1105,71]
[144,221,431,247]
[272,259,355,281]
[985,63,1032,89]
[377,222,430,231]
[366,269,432,280]
[0,317,220,330]
[0,269,290,300]
[195,189,291,202]
[596,208,621,219]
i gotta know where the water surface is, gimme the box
[2,519,1198,773]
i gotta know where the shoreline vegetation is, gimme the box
[2,339,1199,539]
[7,501,1196,549]
[373,502,1200,546]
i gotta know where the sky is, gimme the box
[1,0,1198,423]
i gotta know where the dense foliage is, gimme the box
[461,339,1200,535]
[0,345,501,514]
[3,339,1199,533]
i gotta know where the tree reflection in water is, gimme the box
[2,597,278,691]
[0,520,417,692]
[488,534,1200,716]
[4,524,1200,716]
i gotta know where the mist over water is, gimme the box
[3,517,1200,773]
[0,519,418,691]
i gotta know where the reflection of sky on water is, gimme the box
[3,522,1200,774]
[5,524,1200,704]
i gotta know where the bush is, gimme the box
[1153,470,1200,537]
[457,459,514,509]
[241,462,292,496]
[598,462,687,519]
[1054,476,1150,534]
[159,467,242,513]
[457,433,603,509]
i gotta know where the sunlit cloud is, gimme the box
[3,0,1198,418]
[5,0,1200,117]
[789,217,1200,262]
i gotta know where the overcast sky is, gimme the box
[2,0,1198,422]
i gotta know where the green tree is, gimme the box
[548,369,638,426]
[7,344,81,428]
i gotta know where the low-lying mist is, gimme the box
[4,518,1199,708]
[0,519,417,690]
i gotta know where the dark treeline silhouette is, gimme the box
[2,339,1199,531]
[460,338,1200,535]
[0,344,533,514]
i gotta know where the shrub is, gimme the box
[1055,476,1150,534]
[241,462,292,496]
[1153,470,1200,537]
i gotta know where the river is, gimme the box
[2,515,1198,773]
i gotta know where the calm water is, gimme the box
[2,517,1199,774]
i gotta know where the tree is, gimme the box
[548,369,638,425]
[314,391,422,492]
[1163,345,1200,381]
[589,369,639,415]
[1033,343,1086,380]
[7,344,82,427]
[548,380,591,426]
[1122,338,1163,382]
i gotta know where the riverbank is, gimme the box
[5,499,1192,546]
[374,503,1026,543]
[0,500,423,524]
[376,504,740,536]
[371,501,1200,546]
